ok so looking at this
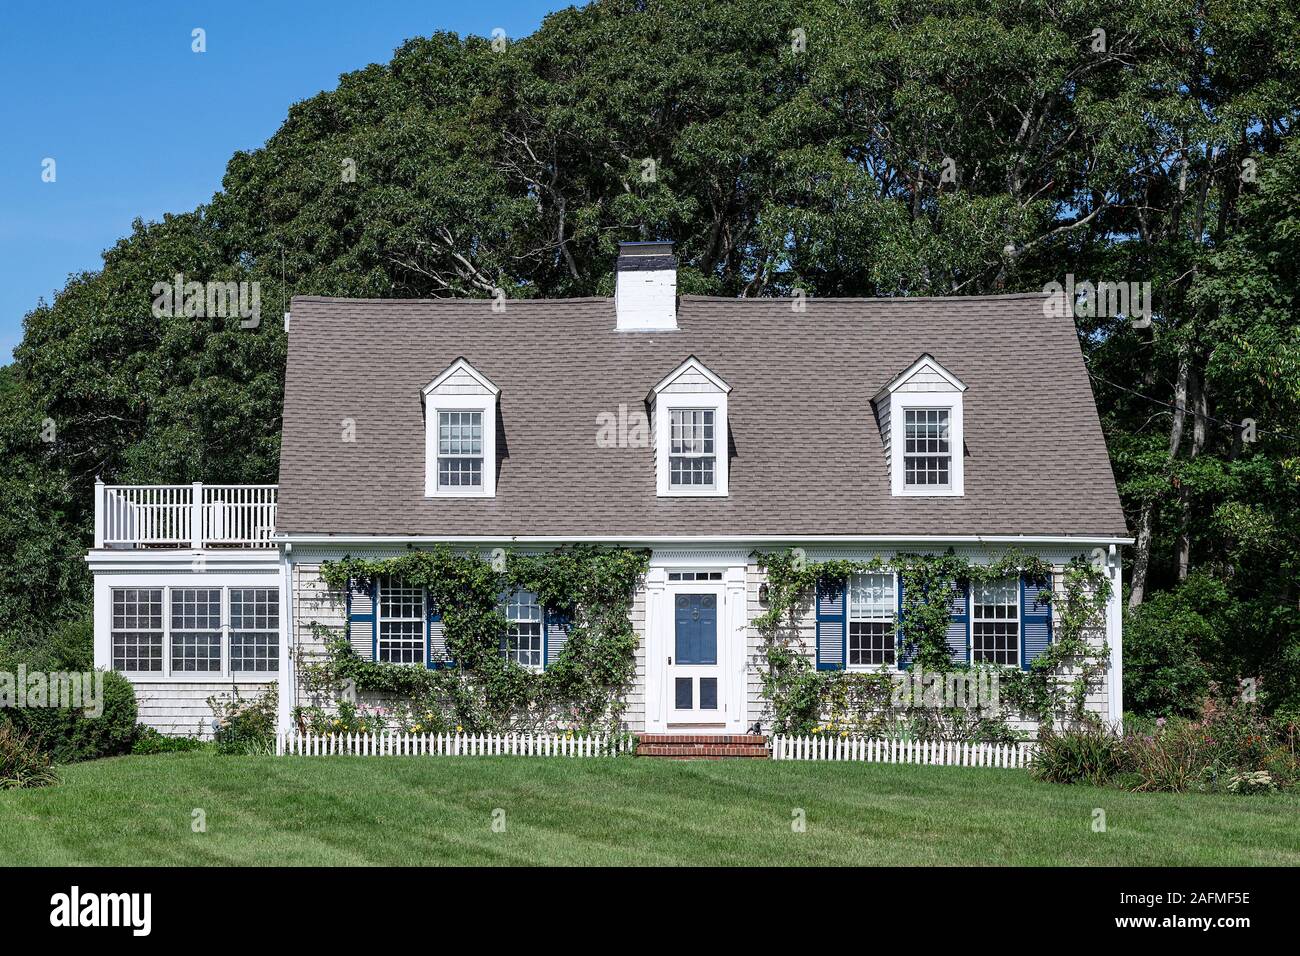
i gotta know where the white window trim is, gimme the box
[228,587,281,675]
[376,578,428,666]
[889,391,964,497]
[424,394,496,498]
[650,356,731,498]
[423,360,498,499]
[502,589,544,672]
[656,394,728,496]
[970,577,1021,668]
[109,584,281,681]
[845,571,900,672]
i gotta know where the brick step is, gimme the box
[638,734,766,745]
[635,734,771,759]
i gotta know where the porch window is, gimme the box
[502,589,543,669]
[111,588,163,672]
[972,579,1020,666]
[377,577,425,664]
[230,588,279,673]
[847,573,896,667]
[170,588,222,672]
[669,409,716,488]
[438,410,484,489]
[903,408,951,488]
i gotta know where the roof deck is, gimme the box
[93,481,277,549]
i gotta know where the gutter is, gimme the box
[275,533,1135,547]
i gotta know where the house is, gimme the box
[88,241,1130,739]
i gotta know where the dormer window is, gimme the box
[649,356,731,497]
[423,358,498,498]
[873,353,967,497]
[669,409,716,489]
[903,408,951,489]
[438,411,483,489]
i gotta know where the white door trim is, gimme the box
[644,552,747,734]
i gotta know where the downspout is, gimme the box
[277,541,295,742]
[1108,544,1124,731]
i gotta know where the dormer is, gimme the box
[422,358,499,498]
[872,354,967,497]
[647,356,731,497]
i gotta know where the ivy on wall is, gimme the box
[296,545,649,735]
[753,549,1112,737]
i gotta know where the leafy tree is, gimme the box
[0,0,1296,718]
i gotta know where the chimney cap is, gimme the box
[616,240,675,271]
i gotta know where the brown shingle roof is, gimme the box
[276,293,1128,538]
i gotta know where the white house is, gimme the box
[88,241,1130,741]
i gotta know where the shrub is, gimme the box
[0,723,58,789]
[1123,583,1217,718]
[132,726,206,755]
[1030,725,1125,786]
[1033,700,1300,793]
[1227,770,1277,795]
[0,618,94,672]
[6,669,138,762]
[210,685,278,755]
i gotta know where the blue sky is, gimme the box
[0,0,562,362]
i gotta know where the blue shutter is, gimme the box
[426,595,446,668]
[543,608,573,668]
[347,580,376,661]
[896,574,914,669]
[946,581,969,664]
[1021,573,1053,670]
[815,578,845,670]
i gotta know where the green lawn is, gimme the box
[1,753,1297,865]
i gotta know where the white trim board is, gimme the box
[278,534,1134,546]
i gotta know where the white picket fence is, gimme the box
[277,730,632,758]
[771,735,1035,769]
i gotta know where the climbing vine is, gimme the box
[296,545,649,735]
[753,549,1111,737]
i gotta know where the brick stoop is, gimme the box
[636,734,771,759]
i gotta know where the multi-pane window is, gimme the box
[848,573,897,667]
[112,588,163,672]
[110,586,280,677]
[973,579,1020,666]
[438,410,483,489]
[170,588,222,672]
[231,588,279,673]
[903,408,951,488]
[669,409,716,488]
[502,590,543,669]
[377,577,425,664]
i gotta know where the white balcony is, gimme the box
[94,481,278,549]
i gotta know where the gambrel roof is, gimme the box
[276,292,1127,538]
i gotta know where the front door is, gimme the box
[668,592,723,725]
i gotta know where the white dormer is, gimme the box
[872,354,967,497]
[422,358,499,498]
[648,356,730,497]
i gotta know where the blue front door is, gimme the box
[674,594,717,664]
[671,592,722,719]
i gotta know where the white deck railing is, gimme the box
[771,735,1036,768]
[94,480,277,549]
[277,731,634,758]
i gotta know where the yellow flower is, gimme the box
[840,731,848,738]
[456,725,463,733]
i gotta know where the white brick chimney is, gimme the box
[615,241,677,331]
